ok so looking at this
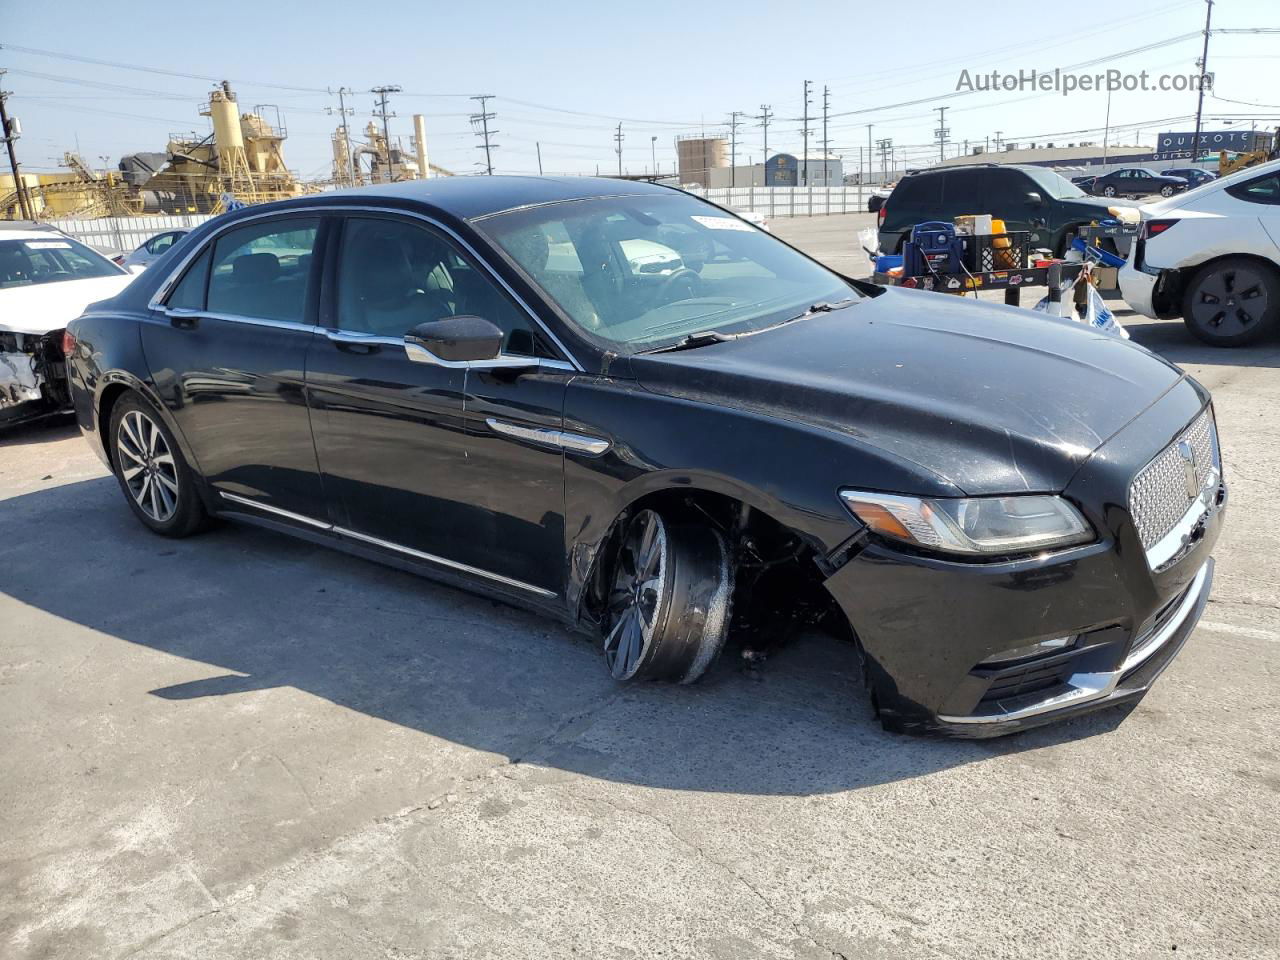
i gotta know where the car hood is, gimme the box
[629,287,1185,495]
[0,274,135,335]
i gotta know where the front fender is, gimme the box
[561,375,956,618]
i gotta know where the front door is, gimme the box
[305,213,573,599]
[141,215,327,521]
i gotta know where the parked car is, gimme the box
[878,164,1121,256]
[1120,158,1280,346]
[1,223,136,427]
[868,185,893,213]
[122,229,190,270]
[66,177,1222,736]
[1161,168,1217,189]
[1090,168,1188,199]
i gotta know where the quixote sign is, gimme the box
[1154,130,1267,160]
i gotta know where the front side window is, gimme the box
[480,192,857,354]
[205,218,318,323]
[334,217,543,355]
[0,237,124,289]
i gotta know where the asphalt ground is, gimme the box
[3,213,1278,960]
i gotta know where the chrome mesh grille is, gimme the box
[1129,410,1221,551]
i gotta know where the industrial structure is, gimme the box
[675,135,728,187]
[2,80,451,222]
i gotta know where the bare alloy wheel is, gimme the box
[1160,184,1176,198]
[603,508,732,684]
[117,409,180,522]
[110,392,209,537]
[1182,257,1280,347]
[1103,185,1117,197]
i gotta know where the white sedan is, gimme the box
[1120,158,1280,346]
[1,225,136,426]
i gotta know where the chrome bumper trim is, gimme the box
[938,562,1209,726]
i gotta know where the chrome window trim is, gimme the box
[217,491,556,598]
[332,525,557,598]
[149,202,584,372]
[485,417,610,456]
[939,562,1209,726]
[164,308,322,336]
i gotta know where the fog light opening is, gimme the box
[980,635,1077,667]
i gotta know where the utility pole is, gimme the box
[327,87,356,186]
[1103,87,1112,165]
[756,104,773,166]
[934,106,950,163]
[614,123,624,177]
[866,124,873,185]
[994,130,1003,151]
[800,80,813,186]
[1191,0,1214,166]
[536,141,544,175]
[820,86,830,186]
[371,85,401,182]
[876,138,893,184]
[0,74,35,220]
[727,111,744,187]
[650,135,657,176]
[470,95,497,175]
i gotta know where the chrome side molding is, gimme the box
[216,491,556,598]
[485,418,610,456]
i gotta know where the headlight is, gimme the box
[839,491,1093,556]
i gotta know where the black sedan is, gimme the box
[64,177,1224,735]
[1090,168,1188,199]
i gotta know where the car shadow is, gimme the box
[2,476,1134,797]
[1118,315,1280,369]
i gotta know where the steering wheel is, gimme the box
[657,267,702,303]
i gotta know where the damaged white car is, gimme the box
[1,224,136,427]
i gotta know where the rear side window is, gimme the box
[941,168,987,210]
[206,218,319,323]
[166,248,211,310]
[1226,173,1280,205]
[893,174,942,206]
[146,232,179,255]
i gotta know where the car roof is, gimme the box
[0,222,70,242]
[317,175,674,220]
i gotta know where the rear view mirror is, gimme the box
[406,315,503,363]
[1026,191,1044,207]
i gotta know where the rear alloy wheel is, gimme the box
[1160,184,1176,198]
[1103,185,1117,198]
[1182,258,1280,347]
[110,393,209,537]
[603,509,732,684]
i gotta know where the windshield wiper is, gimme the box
[645,330,739,354]
[785,297,858,322]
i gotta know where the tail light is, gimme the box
[1141,219,1179,239]
[878,203,887,224]
[61,329,77,358]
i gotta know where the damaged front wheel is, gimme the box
[603,509,733,684]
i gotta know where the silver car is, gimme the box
[121,229,189,270]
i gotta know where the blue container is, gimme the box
[875,254,904,273]
[903,221,963,276]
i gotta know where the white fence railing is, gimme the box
[46,214,215,254]
[683,185,870,218]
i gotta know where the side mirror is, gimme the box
[1026,191,1044,207]
[405,315,503,364]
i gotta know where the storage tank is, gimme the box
[676,136,728,187]
[207,83,244,159]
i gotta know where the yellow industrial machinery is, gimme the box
[330,114,452,186]
[1219,127,1279,176]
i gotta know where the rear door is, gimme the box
[142,214,327,523]
[939,168,988,221]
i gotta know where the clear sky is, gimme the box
[3,0,1278,180]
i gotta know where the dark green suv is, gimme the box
[877,164,1120,258]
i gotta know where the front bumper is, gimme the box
[824,391,1224,737]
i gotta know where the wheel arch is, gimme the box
[95,373,203,480]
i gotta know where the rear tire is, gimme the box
[1160,185,1175,198]
[109,392,209,537]
[1103,185,1117,198]
[1181,258,1280,347]
[602,509,732,684]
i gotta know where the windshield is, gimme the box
[1025,168,1088,200]
[0,236,124,289]
[479,193,857,353]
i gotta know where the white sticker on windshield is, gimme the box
[691,215,757,232]
[24,241,72,249]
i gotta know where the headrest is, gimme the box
[232,252,279,285]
